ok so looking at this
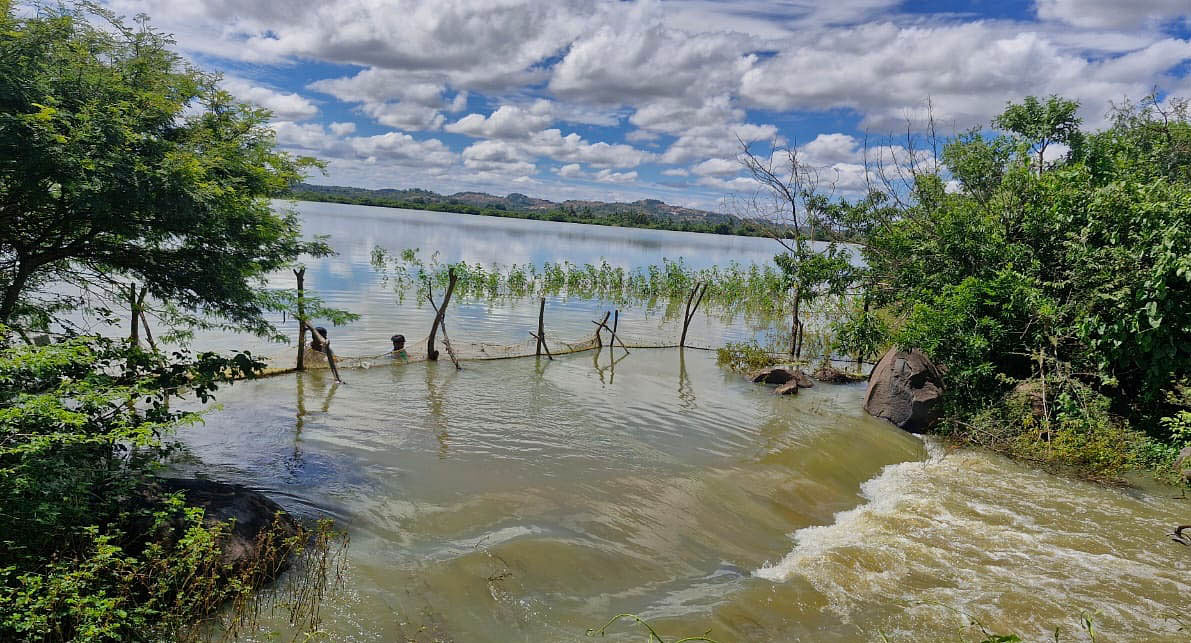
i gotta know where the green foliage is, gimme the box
[992,94,1083,173]
[715,340,783,373]
[830,305,891,365]
[849,95,1191,469]
[372,248,793,317]
[1159,379,1191,446]
[0,330,349,640]
[0,3,329,338]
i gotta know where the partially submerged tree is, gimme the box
[0,3,329,339]
[737,140,856,357]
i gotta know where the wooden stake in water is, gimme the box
[593,311,611,347]
[680,282,707,348]
[534,297,553,360]
[294,267,307,371]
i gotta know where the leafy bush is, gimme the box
[715,341,783,373]
[831,94,1191,477]
[0,331,345,640]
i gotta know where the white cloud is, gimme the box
[328,121,357,136]
[691,158,740,176]
[594,168,638,183]
[220,76,318,121]
[525,129,654,168]
[739,21,1191,131]
[1036,0,1190,29]
[109,0,1191,201]
[556,163,583,178]
[661,167,689,176]
[445,101,555,139]
[271,121,457,168]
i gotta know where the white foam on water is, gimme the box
[752,437,1191,639]
[754,436,947,582]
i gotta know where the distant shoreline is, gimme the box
[284,188,781,239]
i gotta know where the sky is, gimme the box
[106,0,1191,211]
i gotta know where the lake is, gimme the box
[177,201,1189,641]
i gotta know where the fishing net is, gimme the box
[257,320,709,373]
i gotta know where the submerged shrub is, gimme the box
[715,341,783,373]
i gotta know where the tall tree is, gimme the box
[992,94,1082,176]
[0,3,328,337]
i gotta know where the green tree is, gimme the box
[992,94,1082,176]
[847,94,1191,466]
[0,3,328,338]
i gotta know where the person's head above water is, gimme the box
[391,334,405,350]
[311,326,329,351]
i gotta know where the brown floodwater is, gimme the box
[177,348,1191,642]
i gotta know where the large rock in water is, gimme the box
[862,348,944,433]
[160,478,298,570]
[750,366,814,388]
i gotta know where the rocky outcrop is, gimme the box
[750,366,814,388]
[1010,380,1047,418]
[862,348,944,433]
[160,478,298,570]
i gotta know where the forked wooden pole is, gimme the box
[426,294,462,370]
[592,313,629,355]
[592,311,610,347]
[427,267,458,361]
[679,282,706,348]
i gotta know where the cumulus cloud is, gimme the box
[556,163,583,178]
[271,121,457,168]
[1036,0,1190,29]
[219,76,318,121]
[110,0,1191,201]
[445,101,555,139]
[739,22,1191,130]
[594,169,639,183]
[691,158,740,176]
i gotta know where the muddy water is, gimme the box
[179,348,1190,642]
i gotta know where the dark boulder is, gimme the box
[751,366,794,384]
[862,348,944,433]
[160,478,298,570]
[750,366,814,387]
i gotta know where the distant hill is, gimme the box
[285,183,771,237]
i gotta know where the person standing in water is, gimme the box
[390,334,409,362]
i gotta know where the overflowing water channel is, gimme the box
[176,201,1189,641]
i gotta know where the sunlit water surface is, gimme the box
[181,349,1189,641]
[170,203,1188,641]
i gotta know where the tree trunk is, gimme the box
[790,285,801,356]
[129,283,140,347]
[0,265,31,324]
[294,268,307,371]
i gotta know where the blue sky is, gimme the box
[109,0,1191,210]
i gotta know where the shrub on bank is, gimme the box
[0,332,343,640]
